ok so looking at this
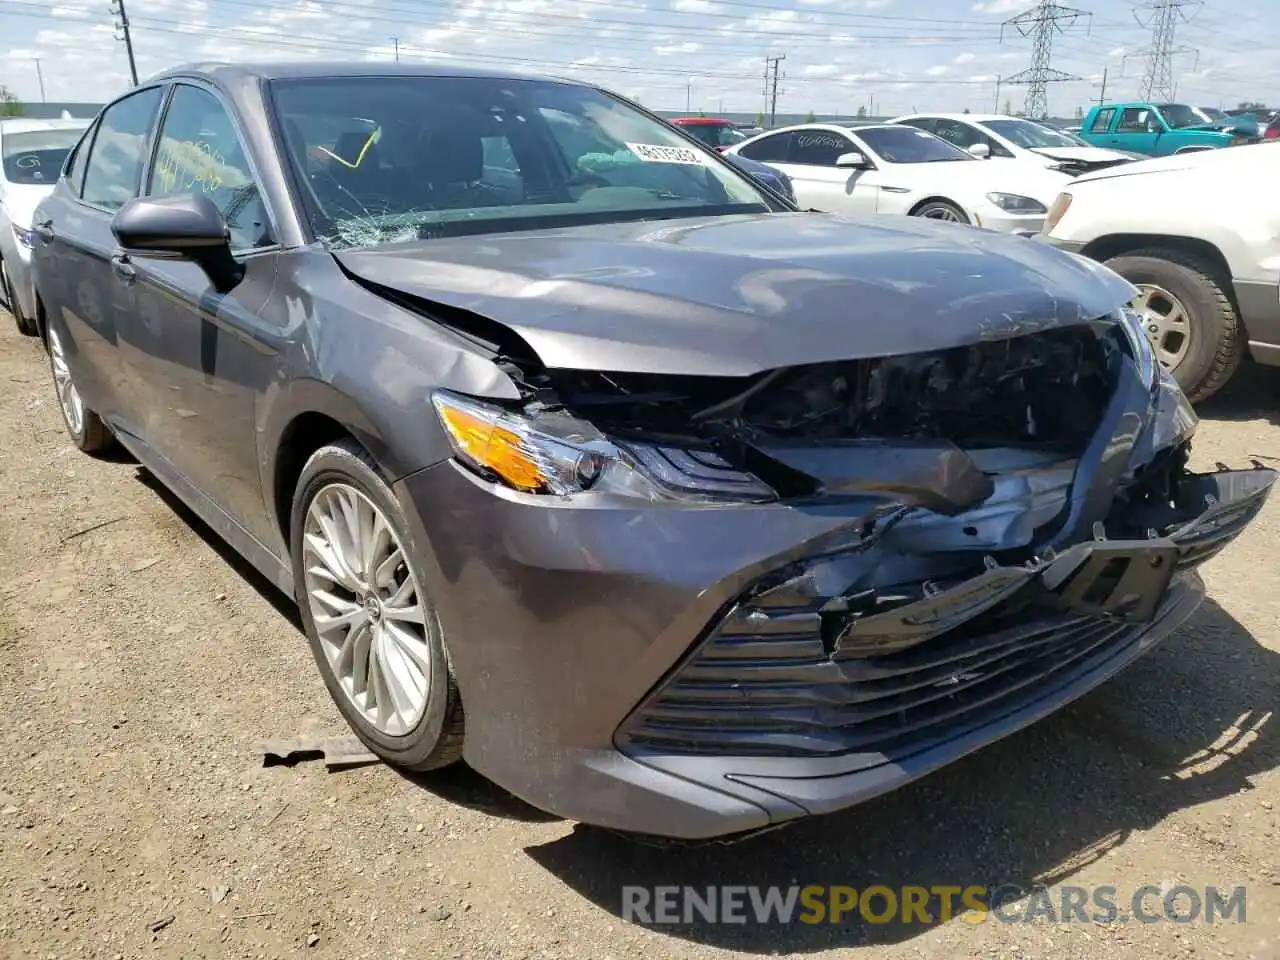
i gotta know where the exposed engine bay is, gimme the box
[503,322,1125,528]
[534,324,1114,452]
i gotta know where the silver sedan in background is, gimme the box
[1,118,89,334]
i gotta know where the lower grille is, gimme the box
[617,583,1154,760]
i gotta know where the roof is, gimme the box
[892,113,1021,123]
[0,117,90,135]
[149,61,570,86]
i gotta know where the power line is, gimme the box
[0,0,1006,66]
[0,4,1009,91]
[1126,0,1202,101]
[1000,0,1092,119]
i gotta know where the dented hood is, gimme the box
[334,211,1135,377]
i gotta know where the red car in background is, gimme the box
[669,116,750,151]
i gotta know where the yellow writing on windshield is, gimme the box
[314,126,383,169]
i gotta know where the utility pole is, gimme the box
[1124,0,1201,101]
[110,0,139,87]
[763,54,785,127]
[1000,0,1091,119]
[1092,65,1108,104]
[994,75,1002,112]
[34,58,45,102]
[391,36,400,62]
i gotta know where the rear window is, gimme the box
[1,127,87,185]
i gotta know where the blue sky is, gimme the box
[0,0,1275,117]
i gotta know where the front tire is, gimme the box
[290,439,465,771]
[1,258,36,336]
[910,199,970,224]
[48,324,114,453]
[1105,248,1245,403]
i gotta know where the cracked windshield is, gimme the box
[271,76,771,249]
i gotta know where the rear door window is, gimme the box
[1089,108,1116,133]
[738,132,792,163]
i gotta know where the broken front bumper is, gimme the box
[615,468,1273,825]
[393,345,1273,840]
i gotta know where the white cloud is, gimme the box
[802,64,840,77]
[925,65,948,76]
[972,0,1026,13]
[954,52,976,65]
[671,0,723,11]
[655,41,701,55]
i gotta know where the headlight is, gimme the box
[11,224,33,249]
[1114,305,1158,391]
[985,193,1047,214]
[431,390,776,503]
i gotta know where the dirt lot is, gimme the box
[0,313,1277,960]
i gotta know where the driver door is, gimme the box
[1109,107,1165,154]
[115,81,282,546]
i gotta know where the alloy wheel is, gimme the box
[48,328,85,437]
[301,482,435,737]
[921,206,964,222]
[1132,283,1192,370]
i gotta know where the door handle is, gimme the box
[33,219,54,242]
[110,254,137,284]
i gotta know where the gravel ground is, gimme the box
[0,312,1277,960]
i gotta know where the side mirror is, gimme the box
[111,194,245,293]
[835,151,869,168]
[967,142,991,159]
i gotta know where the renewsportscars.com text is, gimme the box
[621,884,1247,926]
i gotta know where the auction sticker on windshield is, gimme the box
[626,142,706,165]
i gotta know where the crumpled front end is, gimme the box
[396,312,1273,840]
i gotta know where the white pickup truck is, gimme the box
[1041,142,1280,402]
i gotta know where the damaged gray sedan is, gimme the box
[32,63,1274,840]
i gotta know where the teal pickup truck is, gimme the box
[1077,102,1258,156]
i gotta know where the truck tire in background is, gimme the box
[1105,248,1246,403]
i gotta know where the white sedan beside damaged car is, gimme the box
[0,117,89,335]
[889,113,1142,177]
[725,122,1072,234]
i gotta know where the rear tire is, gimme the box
[47,324,114,454]
[1,258,36,336]
[290,438,465,772]
[910,199,970,224]
[1105,248,1244,403]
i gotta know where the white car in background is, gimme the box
[1042,142,1280,403]
[0,117,89,335]
[889,114,1141,177]
[725,122,1071,234]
